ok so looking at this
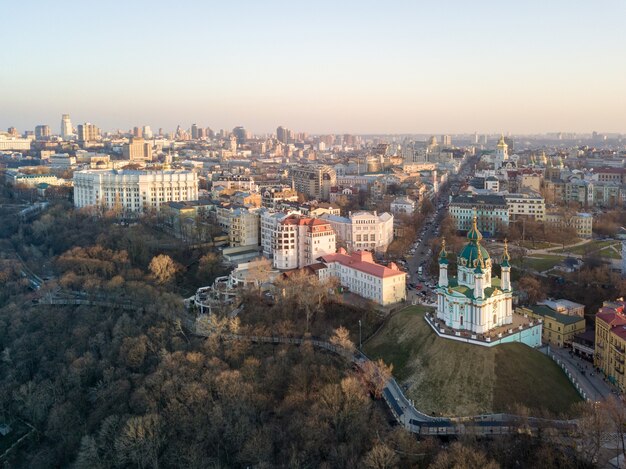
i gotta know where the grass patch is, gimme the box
[567,240,618,255]
[598,246,622,259]
[514,254,563,272]
[518,240,557,250]
[364,306,582,417]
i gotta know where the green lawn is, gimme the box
[567,240,619,255]
[598,246,622,260]
[514,254,563,272]
[364,306,582,418]
[518,240,557,250]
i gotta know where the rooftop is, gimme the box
[527,305,585,326]
[319,250,405,279]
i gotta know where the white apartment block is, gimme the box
[544,212,593,239]
[504,192,545,221]
[320,211,394,253]
[5,171,61,187]
[316,249,406,306]
[390,196,416,215]
[272,215,336,270]
[0,135,31,151]
[214,175,258,192]
[260,209,301,257]
[73,169,198,212]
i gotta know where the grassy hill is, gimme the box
[364,306,582,418]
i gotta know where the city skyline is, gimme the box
[2,0,626,134]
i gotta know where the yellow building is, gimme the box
[518,305,586,347]
[594,300,626,390]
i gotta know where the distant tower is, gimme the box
[61,114,73,139]
[494,134,509,169]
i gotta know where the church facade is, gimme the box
[436,218,513,334]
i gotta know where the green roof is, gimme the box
[527,305,585,326]
[445,277,503,300]
[458,243,491,266]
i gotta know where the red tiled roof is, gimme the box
[596,167,626,174]
[612,326,626,341]
[319,250,405,278]
[597,311,626,327]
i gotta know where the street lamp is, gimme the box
[359,320,362,350]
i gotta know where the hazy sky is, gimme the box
[2,0,626,134]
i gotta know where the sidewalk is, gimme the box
[549,346,613,401]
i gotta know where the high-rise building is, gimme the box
[35,125,51,140]
[142,125,153,139]
[133,126,143,138]
[61,114,73,139]
[77,123,100,144]
[290,164,337,201]
[122,137,152,161]
[277,126,290,144]
[442,135,452,146]
[191,123,199,140]
[233,126,247,145]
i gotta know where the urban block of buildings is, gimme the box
[594,299,626,391]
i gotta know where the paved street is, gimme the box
[550,346,613,401]
[405,156,477,299]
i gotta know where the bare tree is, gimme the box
[115,414,164,469]
[330,326,355,353]
[148,254,181,284]
[362,442,399,469]
[360,358,393,399]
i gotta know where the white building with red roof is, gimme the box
[316,249,406,306]
[272,215,336,270]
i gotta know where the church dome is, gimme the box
[458,217,490,267]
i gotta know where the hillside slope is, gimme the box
[364,306,582,417]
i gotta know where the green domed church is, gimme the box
[436,217,513,334]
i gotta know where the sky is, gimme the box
[1,0,626,135]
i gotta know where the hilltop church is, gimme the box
[436,217,513,333]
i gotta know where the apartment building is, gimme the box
[544,211,593,238]
[259,208,301,257]
[5,170,61,187]
[290,164,337,201]
[122,137,152,161]
[390,196,417,215]
[519,305,586,347]
[449,194,510,236]
[272,215,336,270]
[261,186,298,208]
[320,211,394,253]
[228,208,260,247]
[316,249,406,306]
[214,175,258,192]
[0,134,31,151]
[73,169,198,212]
[504,192,545,221]
[594,299,626,391]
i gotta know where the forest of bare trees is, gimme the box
[0,197,603,468]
